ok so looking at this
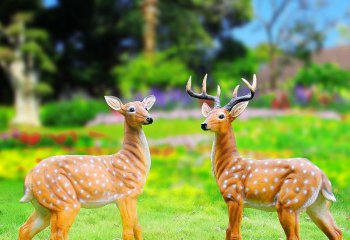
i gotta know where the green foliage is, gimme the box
[41,98,109,127]
[0,46,15,62]
[0,108,10,131]
[292,63,350,91]
[213,51,258,98]
[113,52,192,97]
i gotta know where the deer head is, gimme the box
[186,74,256,134]
[104,95,156,128]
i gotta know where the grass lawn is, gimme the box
[0,116,349,239]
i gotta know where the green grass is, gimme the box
[0,116,349,239]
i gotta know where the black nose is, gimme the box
[146,117,153,124]
[201,123,207,130]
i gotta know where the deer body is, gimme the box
[19,95,156,240]
[187,74,342,240]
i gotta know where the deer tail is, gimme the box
[321,173,336,202]
[20,172,34,203]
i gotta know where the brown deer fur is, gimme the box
[187,74,342,240]
[18,95,156,240]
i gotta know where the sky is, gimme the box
[44,0,350,49]
[233,0,350,49]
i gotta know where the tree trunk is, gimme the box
[142,0,158,58]
[9,59,41,126]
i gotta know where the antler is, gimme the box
[186,74,221,108]
[223,74,257,111]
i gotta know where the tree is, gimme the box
[255,0,330,89]
[0,13,55,126]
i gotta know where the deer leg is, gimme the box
[18,199,51,240]
[306,196,342,240]
[117,198,138,240]
[276,202,300,240]
[133,216,142,240]
[18,210,50,240]
[227,201,243,240]
[49,205,80,240]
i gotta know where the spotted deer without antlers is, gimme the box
[186,74,342,240]
[18,95,156,240]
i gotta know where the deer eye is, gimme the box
[129,107,135,112]
[218,114,225,119]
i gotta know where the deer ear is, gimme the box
[230,102,249,118]
[201,102,212,117]
[104,96,123,111]
[142,95,156,110]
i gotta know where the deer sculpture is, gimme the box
[186,74,342,240]
[18,95,156,240]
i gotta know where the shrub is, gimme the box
[0,107,12,131]
[41,98,108,127]
[112,51,192,98]
[292,63,350,91]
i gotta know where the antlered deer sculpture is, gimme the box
[186,74,342,240]
[18,95,156,240]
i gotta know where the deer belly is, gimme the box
[243,200,276,212]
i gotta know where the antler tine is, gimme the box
[186,74,221,108]
[232,85,240,97]
[202,74,208,94]
[217,85,221,97]
[223,74,257,111]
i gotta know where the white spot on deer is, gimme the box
[273,168,278,172]
[300,163,305,167]
[274,177,279,182]
[262,188,266,192]
[303,170,307,174]
[253,180,258,185]
[74,168,79,173]
[225,171,229,175]
[247,166,252,171]
[264,169,269,173]
[254,189,259,195]
[264,178,268,183]
[295,187,300,192]
[304,180,309,184]
[303,190,308,195]
[254,169,259,173]
[277,160,281,164]
[37,181,41,186]
[231,166,236,171]
[35,169,40,173]
[38,190,42,194]
[74,204,78,208]
[311,171,315,176]
[270,185,274,190]
[293,179,297,183]
[46,174,50,179]
[245,188,250,192]
[291,165,295,170]
[120,182,124,187]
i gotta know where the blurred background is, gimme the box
[0,0,349,239]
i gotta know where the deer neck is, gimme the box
[211,127,240,177]
[121,122,151,175]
